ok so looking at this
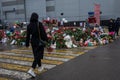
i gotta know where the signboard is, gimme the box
[94,4,100,25]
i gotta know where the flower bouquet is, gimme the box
[0,30,5,41]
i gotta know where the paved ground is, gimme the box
[0,37,120,80]
[0,43,22,51]
[0,43,95,80]
[34,37,120,80]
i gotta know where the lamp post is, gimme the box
[24,0,27,22]
[60,13,64,26]
[0,8,2,29]
[0,5,3,22]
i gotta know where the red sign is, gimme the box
[88,17,96,23]
[94,4,100,25]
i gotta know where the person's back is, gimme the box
[108,19,115,32]
[115,18,120,36]
[115,18,120,27]
[26,13,48,78]
[27,21,48,46]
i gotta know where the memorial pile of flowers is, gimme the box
[45,26,116,49]
[0,30,26,45]
[0,24,116,49]
[0,30,5,41]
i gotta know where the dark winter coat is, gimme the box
[115,20,120,31]
[108,21,115,32]
[26,22,48,47]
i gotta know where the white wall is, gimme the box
[54,0,115,21]
[0,0,25,22]
[114,0,120,19]
[79,0,114,20]
[55,0,80,21]
[0,1,2,19]
[26,0,46,21]
[1,0,120,22]
[46,0,56,19]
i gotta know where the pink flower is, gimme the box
[73,28,76,32]
[15,31,20,35]
[109,32,115,35]
[47,34,52,39]
[44,26,48,30]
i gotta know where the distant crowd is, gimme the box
[108,17,120,36]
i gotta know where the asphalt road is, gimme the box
[34,38,120,80]
[0,43,22,51]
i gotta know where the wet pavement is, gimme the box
[0,43,22,51]
[0,38,120,80]
[0,43,95,80]
[34,38,120,80]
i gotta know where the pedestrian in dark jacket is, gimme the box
[108,19,115,32]
[26,12,48,78]
[115,17,120,36]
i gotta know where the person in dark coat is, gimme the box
[115,17,120,36]
[26,12,48,77]
[108,19,115,32]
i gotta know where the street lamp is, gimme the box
[24,0,27,22]
[0,5,3,22]
[60,13,64,26]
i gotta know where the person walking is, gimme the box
[108,19,115,32]
[26,12,48,78]
[115,17,120,36]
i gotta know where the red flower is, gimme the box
[56,29,61,33]
[51,19,57,24]
[43,20,51,24]
[47,47,53,54]
[0,30,5,38]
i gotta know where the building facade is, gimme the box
[0,0,119,23]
